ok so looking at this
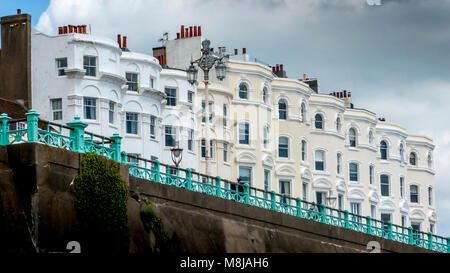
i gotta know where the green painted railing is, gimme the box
[0,110,448,253]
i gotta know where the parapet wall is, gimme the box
[0,143,432,253]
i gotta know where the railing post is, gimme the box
[185,168,192,190]
[296,198,302,217]
[66,116,88,153]
[270,191,276,211]
[26,110,40,143]
[121,151,127,164]
[154,160,161,183]
[110,133,122,162]
[319,203,326,223]
[344,210,350,229]
[0,113,11,145]
[408,227,414,245]
[366,216,372,235]
[447,237,450,253]
[215,176,222,198]
[244,183,250,204]
[387,221,393,240]
[427,232,433,250]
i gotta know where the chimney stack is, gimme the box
[82,25,87,33]
[303,74,307,81]
[280,64,284,71]
[63,26,68,34]
[17,9,21,15]
[181,25,185,39]
[272,66,276,72]
[117,34,122,48]
[189,26,193,37]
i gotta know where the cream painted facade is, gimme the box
[191,55,437,233]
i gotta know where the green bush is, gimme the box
[141,200,179,253]
[74,153,129,254]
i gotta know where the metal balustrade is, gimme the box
[0,110,448,253]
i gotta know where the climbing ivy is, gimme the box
[140,200,179,253]
[74,153,129,254]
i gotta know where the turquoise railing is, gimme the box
[0,110,448,253]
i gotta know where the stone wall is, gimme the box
[0,143,433,253]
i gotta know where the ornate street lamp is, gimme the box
[187,39,229,176]
[326,190,337,208]
[186,39,229,85]
[170,142,183,168]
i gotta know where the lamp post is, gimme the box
[187,39,229,176]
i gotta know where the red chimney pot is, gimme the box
[82,25,87,33]
[276,64,279,72]
[280,64,284,72]
[123,36,127,49]
[58,27,63,35]
[117,34,122,48]
[194,26,198,37]
[234,49,238,55]
[344,90,347,98]
[243,48,247,54]
[176,33,180,39]
[17,9,21,15]
[63,26,68,34]
[181,25,185,39]
[272,66,276,72]
[189,26,193,37]
[69,25,73,33]
[198,26,202,36]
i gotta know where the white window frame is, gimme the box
[238,122,250,145]
[164,126,177,147]
[380,174,390,197]
[51,98,63,121]
[109,101,115,125]
[165,87,178,106]
[126,112,139,135]
[150,115,156,139]
[278,136,289,159]
[83,55,97,77]
[83,97,97,120]
[56,57,67,76]
[349,162,359,182]
[314,149,326,171]
[409,184,420,204]
[126,72,139,92]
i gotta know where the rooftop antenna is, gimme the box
[158,32,169,47]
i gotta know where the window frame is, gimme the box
[410,184,419,204]
[278,100,287,120]
[125,112,139,135]
[164,126,177,147]
[126,72,139,92]
[56,57,67,76]
[83,55,97,77]
[51,98,63,121]
[238,83,248,100]
[278,136,289,159]
[239,122,250,145]
[349,162,359,182]
[83,97,97,120]
[349,128,357,147]
[380,140,388,160]
[314,149,326,171]
[109,101,115,125]
[380,174,390,197]
[409,152,417,166]
[150,115,156,139]
[314,113,324,129]
[165,87,178,106]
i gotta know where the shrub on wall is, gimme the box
[140,200,179,253]
[74,153,129,253]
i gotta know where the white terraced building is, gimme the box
[161,26,437,234]
[30,25,198,171]
[27,20,437,234]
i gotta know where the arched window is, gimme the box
[337,153,342,174]
[239,83,248,99]
[409,152,417,166]
[301,140,307,161]
[427,153,432,168]
[399,144,404,162]
[380,174,390,196]
[336,117,341,133]
[315,150,325,171]
[349,128,357,147]
[380,141,388,160]
[369,130,374,145]
[315,114,323,129]
[278,100,287,120]
[349,163,358,182]
[301,103,306,122]
[278,137,289,158]
[262,87,268,103]
[410,185,419,203]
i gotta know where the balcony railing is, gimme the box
[0,110,448,253]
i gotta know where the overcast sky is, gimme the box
[3,0,450,236]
